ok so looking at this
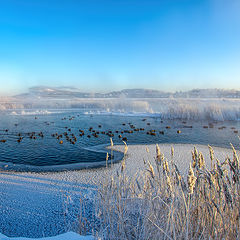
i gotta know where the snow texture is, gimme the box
[0,171,98,238]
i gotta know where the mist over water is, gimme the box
[1,98,240,121]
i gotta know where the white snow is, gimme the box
[0,144,238,239]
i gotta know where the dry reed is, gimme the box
[91,143,240,239]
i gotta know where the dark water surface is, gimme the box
[0,109,239,171]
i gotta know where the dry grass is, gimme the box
[93,143,240,239]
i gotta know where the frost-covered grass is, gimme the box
[94,144,240,239]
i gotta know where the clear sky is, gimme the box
[0,0,240,95]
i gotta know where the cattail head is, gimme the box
[194,147,198,160]
[171,146,174,158]
[161,152,165,162]
[199,152,205,169]
[123,141,128,155]
[146,147,150,153]
[164,160,170,173]
[148,161,155,178]
[208,145,214,161]
[192,151,196,168]
[187,162,197,194]
[106,152,109,168]
[110,138,114,147]
[208,145,214,170]
[156,144,160,158]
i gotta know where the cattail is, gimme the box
[156,144,160,158]
[208,145,214,170]
[199,152,205,169]
[123,141,128,155]
[164,160,170,173]
[110,138,113,148]
[171,146,174,158]
[161,152,165,162]
[194,147,198,160]
[148,161,155,178]
[192,151,196,168]
[187,163,197,194]
[106,152,109,168]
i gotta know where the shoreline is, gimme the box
[0,143,238,238]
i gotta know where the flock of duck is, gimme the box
[0,115,239,145]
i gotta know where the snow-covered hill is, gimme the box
[14,86,240,99]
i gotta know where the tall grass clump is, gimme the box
[95,144,240,239]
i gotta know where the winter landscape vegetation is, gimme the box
[1,0,240,239]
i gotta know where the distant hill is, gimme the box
[173,89,240,98]
[14,86,240,99]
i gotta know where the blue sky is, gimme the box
[0,0,240,95]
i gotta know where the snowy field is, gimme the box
[0,144,237,239]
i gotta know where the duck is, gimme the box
[150,132,156,136]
